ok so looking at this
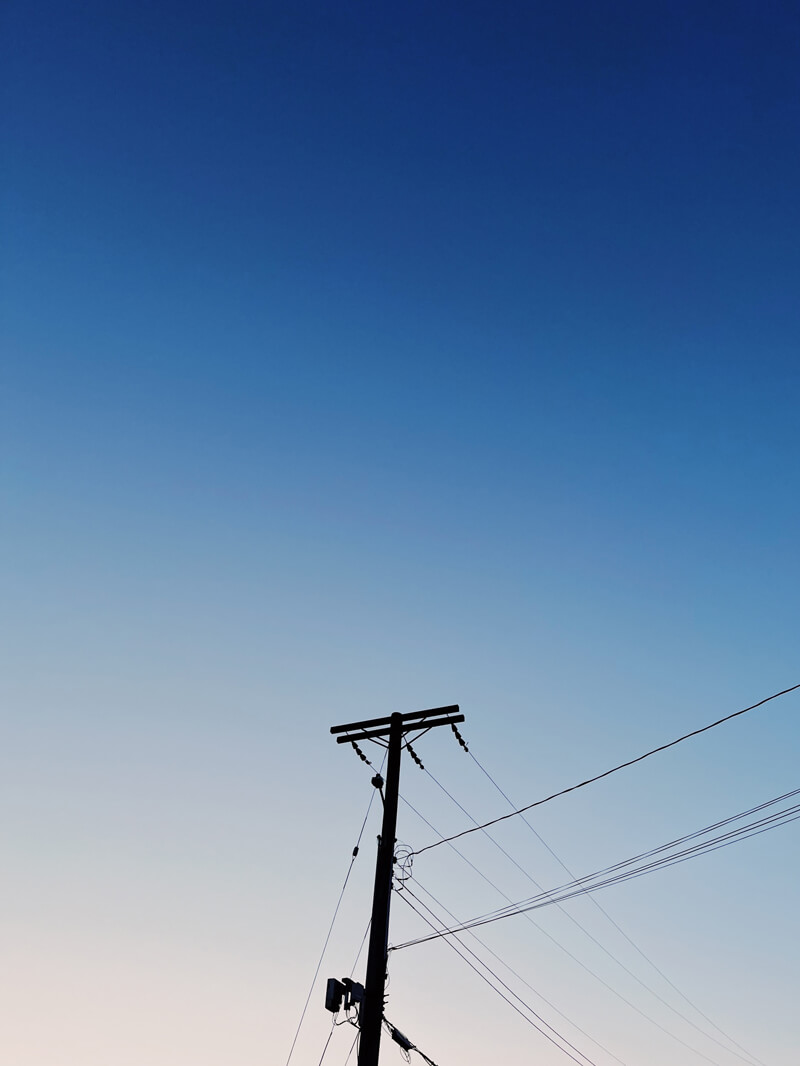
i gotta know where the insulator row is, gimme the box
[351,740,372,764]
[450,722,469,752]
[406,743,424,770]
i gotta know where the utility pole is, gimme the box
[330,705,464,1066]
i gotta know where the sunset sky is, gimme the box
[2,3,799,1065]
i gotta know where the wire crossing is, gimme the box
[396,888,602,1066]
[465,750,768,1066]
[400,877,630,1066]
[413,682,800,855]
[395,785,800,949]
[422,761,766,1066]
[397,794,750,1066]
[285,774,382,1066]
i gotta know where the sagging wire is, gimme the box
[397,786,800,948]
[465,749,767,1066]
[317,1014,360,1066]
[414,682,800,856]
[286,751,386,1066]
[399,876,629,1066]
[343,1026,360,1065]
[395,793,740,1066]
[395,889,599,1066]
[428,718,768,1066]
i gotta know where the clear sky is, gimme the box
[2,3,799,1065]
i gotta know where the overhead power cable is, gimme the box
[343,1028,359,1065]
[423,763,764,1066]
[316,1028,335,1066]
[403,876,630,1066]
[395,785,800,949]
[316,1020,357,1066]
[285,776,381,1066]
[413,682,800,855]
[467,750,767,1066]
[398,795,743,1066]
[400,794,659,1014]
[395,888,601,1066]
[349,918,371,978]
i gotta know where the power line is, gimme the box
[400,793,661,1011]
[317,1026,337,1066]
[317,1020,357,1066]
[395,887,601,1066]
[413,682,800,855]
[397,795,745,1066]
[349,918,371,978]
[423,762,765,1066]
[467,750,768,1066]
[405,876,630,1066]
[401,793,759,1066]
[284,781,380,1066]
[343,1028,359,1065]
[419,768,652,1059]
[404,800,800,942]
[395,786,800,949]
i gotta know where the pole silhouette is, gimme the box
[330,705,464,1066]
[359,712,402,1066]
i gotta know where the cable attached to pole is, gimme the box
[414,682,800,855]
[284,783,380,1066]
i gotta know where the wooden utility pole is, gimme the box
[330,705,464,1066]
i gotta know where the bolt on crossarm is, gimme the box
[330,705,464,1066]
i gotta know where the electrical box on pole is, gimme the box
[329,705,465,1066]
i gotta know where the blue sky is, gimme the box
[2,3,799,1065]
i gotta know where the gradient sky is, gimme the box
[2,3,799,1065]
